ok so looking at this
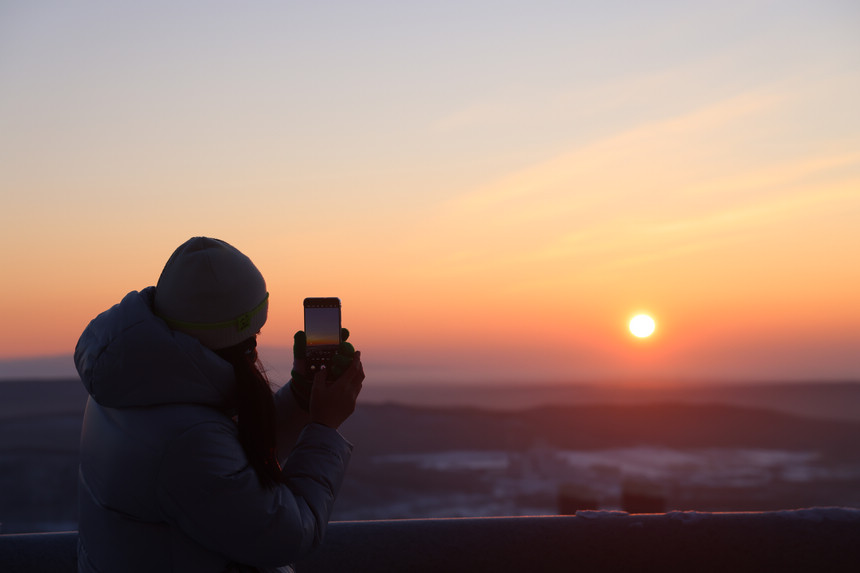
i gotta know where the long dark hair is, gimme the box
[216,336,282,489]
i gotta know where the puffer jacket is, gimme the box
[74,287,352,573]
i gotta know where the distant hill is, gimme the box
[357,380,860,422]
[2,379,859,456]
[341,402,860,460]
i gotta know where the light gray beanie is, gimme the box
[154,237,268,350]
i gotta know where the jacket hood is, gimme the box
[74,287,237,409]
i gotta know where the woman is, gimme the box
[74,237,364,572]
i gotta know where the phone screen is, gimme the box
[304,298,341,348]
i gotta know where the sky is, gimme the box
[1,0,859,384]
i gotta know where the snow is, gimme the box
[555,447,822,488]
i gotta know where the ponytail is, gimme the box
[216,337,282,489]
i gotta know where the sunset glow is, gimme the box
[1,1,859,384]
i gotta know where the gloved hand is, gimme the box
[288,328,355,411]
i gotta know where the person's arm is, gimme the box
[276,349,364,462]
[158,352,363,568]
[309,352,364,430]
[276,329,362,462]
[157,416,352,568]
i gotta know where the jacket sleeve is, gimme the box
[273,383,312,465]
[156,420,352,568]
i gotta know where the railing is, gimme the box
[2,509,859,572]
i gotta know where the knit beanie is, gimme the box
[154,237,268,350]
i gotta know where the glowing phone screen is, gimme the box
[305,306,341,347]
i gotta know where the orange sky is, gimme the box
[1,1,859,383]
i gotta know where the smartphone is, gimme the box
[303,297,342,377]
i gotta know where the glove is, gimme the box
[288,328,355,411]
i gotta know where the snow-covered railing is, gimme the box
[1,509,859,572]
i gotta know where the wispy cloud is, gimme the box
[444,90,786,214]
[403,88,860,291]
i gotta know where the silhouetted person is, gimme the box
[74,237,363,573]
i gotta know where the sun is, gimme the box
[629,314,656,338]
